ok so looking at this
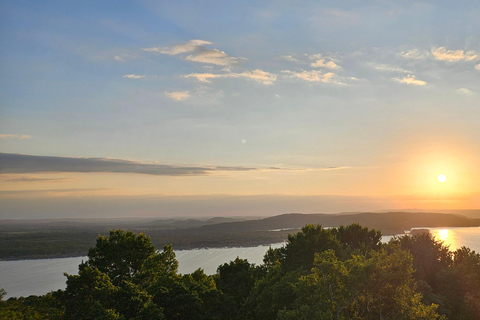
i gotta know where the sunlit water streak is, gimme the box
[421,227,480,251]
[1,227,479,299]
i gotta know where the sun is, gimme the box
[437,174,447,183]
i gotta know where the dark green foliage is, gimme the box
[86,229,158,285]
[245,265,306,320]
[64,230,173,319]
[152,268,224,320]
[0,291,64,320]
[434,247,480,320]
[282,224,341,271]
[332,223,382,253]
[452,247,480,318]
[393,233,453,284]
[215,257,262,318]
[216,258,258,304]
[263,246,286,268]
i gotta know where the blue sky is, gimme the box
[1,0,480,218]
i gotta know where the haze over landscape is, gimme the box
[1,1,480,219]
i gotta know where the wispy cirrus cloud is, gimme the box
[474,64,480,71]
[5,176,71,183]
[164,91,191,101]
[185,69,277,85]
[279,55,301,63]
[394,75,426,86]
[282,70,356,85]
[185,49,240,66]
[431,47,478,62]
[0,153,289,176]
[397,48,430,60]
[283,70,336,83]
[0,134,32,140]
[144,39,211,55]
[123,74,145,79]
[143,40,242,67]
[398,47,478,62]
[368,63,411,73]
[113,52,137,62]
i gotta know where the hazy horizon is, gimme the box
[1,1,479,219]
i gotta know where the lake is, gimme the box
[1,227,479,299]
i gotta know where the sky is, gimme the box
[1,0,480,219]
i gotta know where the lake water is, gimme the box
[1,227,479,299]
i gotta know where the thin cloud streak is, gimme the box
[144,40,212,55]
[0,153,302,176]
[397,49,430,60]
[6,177,71,183]
[368,63,411,73]
[185,69,277,85]
[281,70,354,85]
[143,39,242,67]
[123,74,145,79]
[398,47,478,62]
[0,134,32,140]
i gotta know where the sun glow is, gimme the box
[437,174,447,183]
[438,229,449,241]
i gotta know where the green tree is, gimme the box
[0,292,64,320]
[361,246,441,319]
[64,229,169,320]
[151,268,224,320]
[215,257,259,315]
[277,246,443,320]
[393,233,452,285]
[332,223,382,254]
[282,224,341,271]
[64,265,122,320]
[435,247,480,320]
[262,246,286,269]
[245,264,305,320]
[86,229,159,285]
[278,250,366,320]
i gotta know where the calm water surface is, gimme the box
[1,227,479,299]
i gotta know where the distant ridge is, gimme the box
[198,211,480,235]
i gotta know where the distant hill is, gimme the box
[197,211,480,235]
[376,209,480,220]
[147,217,249,228]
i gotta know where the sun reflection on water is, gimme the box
[430,228,458,250]
[438,229,449,241]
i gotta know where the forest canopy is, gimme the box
[1,224,480,319]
